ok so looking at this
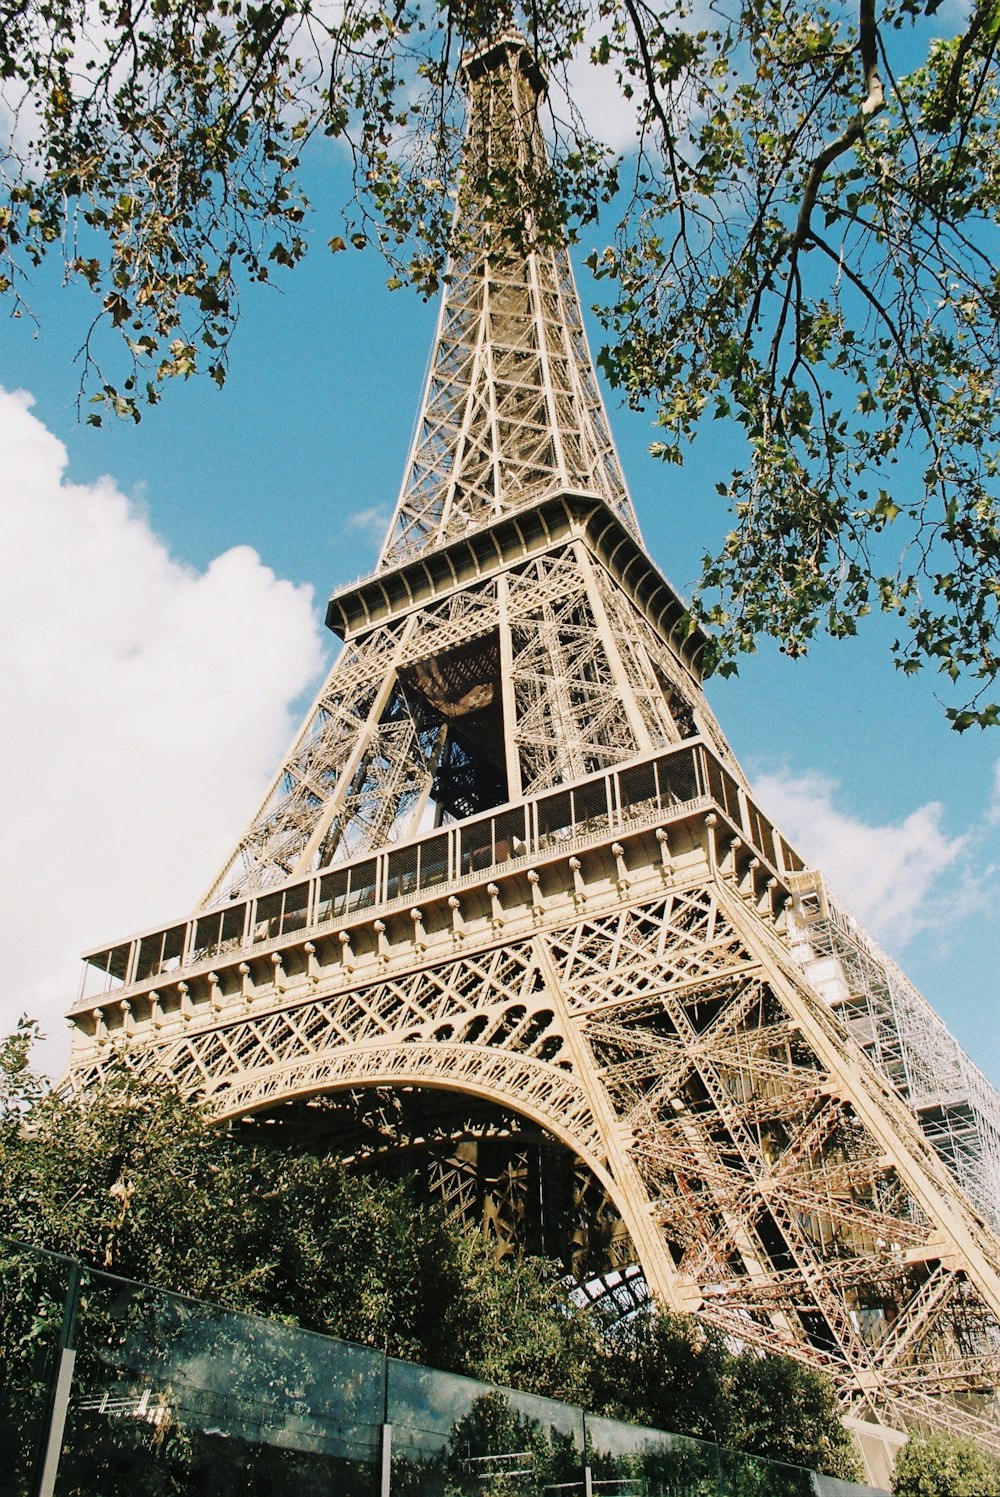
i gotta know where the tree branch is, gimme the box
[793,0,884,247]
[620,0,690,230]
[934,0,999,125]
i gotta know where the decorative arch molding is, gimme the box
[205,1039,624,1210]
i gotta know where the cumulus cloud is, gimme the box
[752,769,967,947]
[0,388,325,1075]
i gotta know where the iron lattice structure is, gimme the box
[68,30,1000,1479]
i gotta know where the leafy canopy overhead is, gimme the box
[2,0,998,725]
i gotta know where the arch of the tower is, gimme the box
[212,1055,645,1297]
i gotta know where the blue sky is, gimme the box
[1,144,997,1086]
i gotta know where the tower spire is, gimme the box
[381,29,638,569]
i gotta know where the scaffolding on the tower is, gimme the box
[789,872,1000,1231]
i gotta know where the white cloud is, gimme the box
[752,769,967,947]
[557,44,640,155]
[347,503,392,542]
[989,760,1000,824]
[552,0,720,159]
[0,388,325,1076]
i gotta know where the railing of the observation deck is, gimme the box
[76,736,805,1007]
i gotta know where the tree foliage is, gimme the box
[589,1302,730,1440]
[722,1349,863,1477]
[0,1016,47,1123]
[590,0,1000,730]
[0,1037,858,1479]
[0,1073,598,1393]
[892,1431,1000,1496]
[593,1306,864,1480]
[2,0,998,722]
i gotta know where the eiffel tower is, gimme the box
[68,28,1000,1479]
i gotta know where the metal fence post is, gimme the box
[581,1409,592,1497]
[379,1423,393,1497]
[29,1258,82,1497]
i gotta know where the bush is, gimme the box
[892,1432,1000,1497]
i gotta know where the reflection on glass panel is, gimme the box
[6,1242,851,1497]
[388,1360,585,1497]
[536,791,574,850]
[585,1414,719,1497]
[657,749,697,807]
[58,1269,383,1497]
[316,870,349,924]
[0,1241,74,1497]
[718,1446,814,1497]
